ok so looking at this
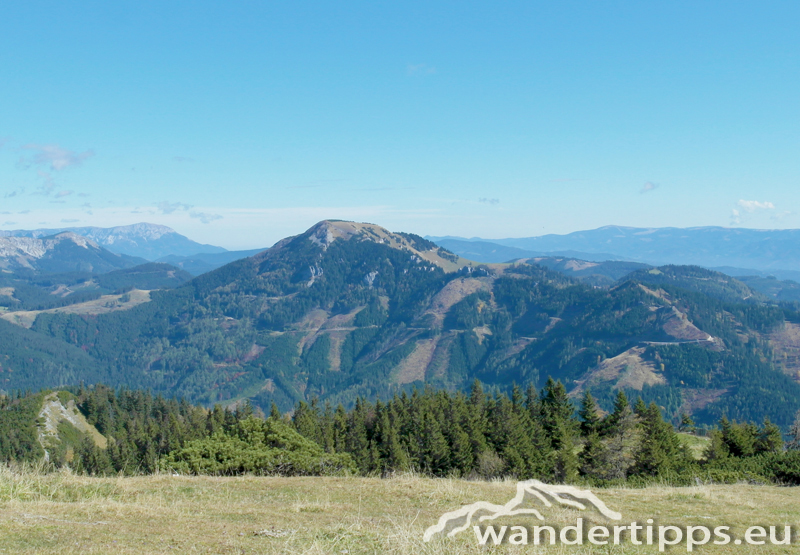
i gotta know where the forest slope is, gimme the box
[3,220,800,427]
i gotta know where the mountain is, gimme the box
[3,220,800,429]
[735,275,800,303]
[1,223,226,260]
[157,248,266,276]
[431,226,800,273]
[430,237,629,264]
[518,257,649,287]
[0,233,146,274]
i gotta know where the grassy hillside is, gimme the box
[0,469,798,554]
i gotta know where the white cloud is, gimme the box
[189,211,223,224]
[640,182,659,193]
[737,199,775,212]
[35,171,56,195]
[478,197,500,205]
[770,210,795,221]
[407,63,437,76]
[20,144,94,171]
[157,201,193,214]
[55,190,73,198]
[730,208,741,225]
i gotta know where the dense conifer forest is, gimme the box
[2,383,799,487]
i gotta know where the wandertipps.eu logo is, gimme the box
[423,480,795,551]
[423,480,621,544]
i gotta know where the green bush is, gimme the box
[162,416,354,476]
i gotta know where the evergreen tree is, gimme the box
[632,402,682,477]
[788,410,800,451]
[269,402,281,421]
[703,429,729,461]
[540,378,579,482]
[678,412,696,433]
[755,417,783,454]
[579,391,601,437]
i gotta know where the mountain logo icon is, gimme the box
[423,480,622,542]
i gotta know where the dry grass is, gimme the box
[0,465,798,554]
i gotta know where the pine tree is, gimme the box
[269,402,281,421]
[579,431,608,480]
[603,390,630,436]
[346,398,371,473]
[378,407,409,473]
[540,378,579,483]
[633,397,647,418]
[632,402,682,477]
[579,391,601,437]
[756,417,783,454]
[789,410,800,451]
[703,429,729,461]
[419,407,450,475]
[678,412,696,434]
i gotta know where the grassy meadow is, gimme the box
[0,465,798,554]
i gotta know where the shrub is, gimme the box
[162,416,354,476]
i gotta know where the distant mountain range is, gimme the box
[0,233,145,274]
[3,220,800,430]
[428,238,631,264]
[428,226,800,277]
[157,248,266,276]
[1,223,226,260]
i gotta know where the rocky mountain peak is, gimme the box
[297,220,464,271]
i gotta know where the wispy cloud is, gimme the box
[55,190,73,198]
[60,218,80,223]
[737,199,775,212]
[172,156,193,163]
[4,187,24,198]
[640,181,659,193]
[407,63,437,76]
[190,211,223,224]
[35,171,57,196]
[770,210,795,221]
[478,197,500,205]
[353,186,415,192]
[157,201,193,214]
[731,199,777,225]
[19,143,94,171]
[2,221,17,226]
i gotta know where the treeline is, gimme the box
[289,380,800,485]
[3,382,800,486]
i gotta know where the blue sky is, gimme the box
[1,1,799,249]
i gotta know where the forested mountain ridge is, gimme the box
[2,220,800,428]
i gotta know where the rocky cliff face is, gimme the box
[1,223,226,260]
[0,232,144,274]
